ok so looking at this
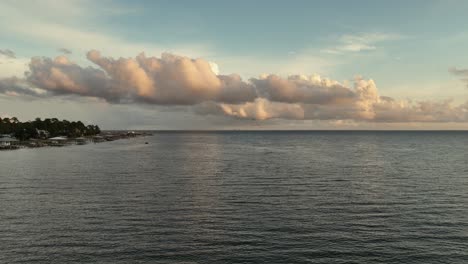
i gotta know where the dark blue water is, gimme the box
[1,131,468,263]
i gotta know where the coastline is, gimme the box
[0,131,152,151]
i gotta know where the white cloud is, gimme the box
[0,0,211,58]
[209,62,220,75]
[322,33,401,54]
[0,56,29,78]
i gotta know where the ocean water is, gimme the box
[1,131,467,263]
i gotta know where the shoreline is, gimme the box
[0,131,152,151]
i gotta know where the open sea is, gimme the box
[1,131,467,263]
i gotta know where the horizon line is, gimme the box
[103,129,468,132]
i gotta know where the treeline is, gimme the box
[0,117,101,140]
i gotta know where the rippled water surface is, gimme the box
[1,131,468,263]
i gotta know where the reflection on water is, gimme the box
[1,131,468,263]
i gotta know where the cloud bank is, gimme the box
[22,51,256,105]
[1,50,468,123]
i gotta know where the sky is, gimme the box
[1,0,468,130]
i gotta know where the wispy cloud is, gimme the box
[0,1,211,58]
[450,67,468,76]
[450,67,468,88]
[0,49,16,59]
[322,33,401,54]
[58,48,72,54]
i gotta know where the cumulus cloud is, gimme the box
[252,74,355,104]
[198,76,468,123]
[19,51,257,105]
[0,77,45,97]
[373,98,468,122]
[0,49,16,59]
[196,99,304,121]
[1,50,468,124]
[246,75,383,121]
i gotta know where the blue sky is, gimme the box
[1,0,468,129]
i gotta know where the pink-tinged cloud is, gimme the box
[1,50,468,123]
[24,51,257,105]
[197,76,468,122]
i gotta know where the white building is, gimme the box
[36,129,50,139]
[0,136,19,146]
[48,136,68,146]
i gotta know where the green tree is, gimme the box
[0,117,101,140]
